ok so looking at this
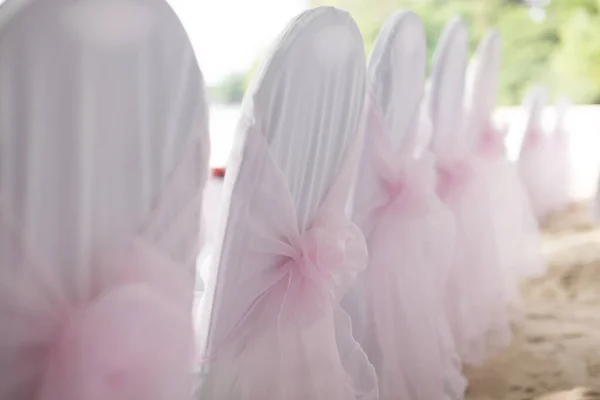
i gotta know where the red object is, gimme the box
[212,168,226,178]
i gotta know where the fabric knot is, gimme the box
[382,179,406,203]
[437,160,473,199]
[371,153,436,217]
[35,242,194,400]
[523,130,543,149]
[479,129,505,156]
[297,226,348,279]
[272,217,367,328]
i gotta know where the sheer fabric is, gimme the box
[196,7,377,400]
[466,31,545,300]
[198,122,376,400]
[348,92,465,400]
[549,102,571,212]
[427,19,511,367]
[0,0,208,398]
[437,152,512,366]
[476,125,545,301]
[518,126,556,219]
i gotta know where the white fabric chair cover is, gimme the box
[428,17,468,159]
[196,6,377,400]
[428,17,511,366]
[518,86,555,219]
[468,30,545,299]
[342,10,465,400]
[0,1,208,398]
[550,96,571,211]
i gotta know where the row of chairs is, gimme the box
[195,6,569,400]
[517,86,571,219]
[0,1,569,400]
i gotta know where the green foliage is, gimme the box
[208,73,246,105]
[308,0,600,105]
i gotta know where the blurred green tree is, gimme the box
[208,72,246,104]
[550,1,600,103]
[308,0,600,105]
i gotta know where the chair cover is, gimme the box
[468,31,545,300]
[428,17,511,366]
[342,11,465,400]
[0,0,208,398]
[196,7,378,400]
[518,86,555,219]
[550,96,571,211]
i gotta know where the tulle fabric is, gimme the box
[349,97,465,400]
[437,153,511,366]
[0,1,206,398]
[0,212,196,400]
[197,122,378,400]
[476,127,546,302]
[518,129,557,219]
[549,126,570,212]
[0,136,204,400]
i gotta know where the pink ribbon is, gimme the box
[365,91,435,219]
[201,121,368,356]
[478,127,506,157]
[0,240,194,400]
[436,160,474,200]
[523,128,543,149]
[372,153,436,217]
[293,226,353,284]
[273,217,367,329]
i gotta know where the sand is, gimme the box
[465,202,600,400]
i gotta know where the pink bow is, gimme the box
[363,91,435,219]
[372,152,436,216]
[202,122,368,354]
[478,127,506,157]
[523,128,543,149]
[293,226,354,284]
[257,210,367,330]
[0,239,194,400]
[436,160,474,200]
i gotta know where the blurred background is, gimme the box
[177,0,600,105]
[170,0,600,204]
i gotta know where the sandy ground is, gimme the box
[465,202,600,400]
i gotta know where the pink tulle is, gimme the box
[197,122,378,400]
[437,155,512,366]
[519,128,558,218]
[479,127,506,158]
[476,127,546,301]
[549,127,570,211]
[348,96,466,400]
[0,233,194,400]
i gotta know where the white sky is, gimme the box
[169,0,308,85]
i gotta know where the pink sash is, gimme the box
[349,94,465,400]
[198,120,378,400]
[477,125,507,157]
[0,137,203,400]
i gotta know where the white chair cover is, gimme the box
[343,10,465,400]
[196,7,378,400]
[468,30,545,299]
[550,96,571,211]
[428,18,511,366]
[518,86,555,218]
[0,0,208,398]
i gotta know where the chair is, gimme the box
[342,11,465,400]
[0,1,209,398]
[196,6,377,400]
[468,30,546,298]
[428,17,511,366]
